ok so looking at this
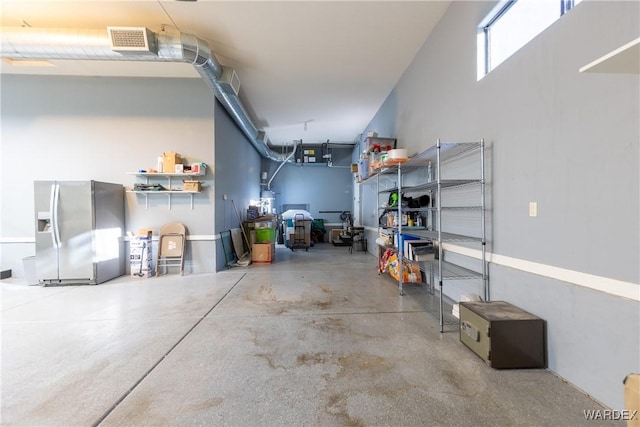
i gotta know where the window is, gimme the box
[477,0,583,79]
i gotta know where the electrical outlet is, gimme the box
[529,202,537,217]
[222,194,228,200]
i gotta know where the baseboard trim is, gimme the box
[1,235,219,243]
[443,243,639,302]
[361,226,638,302]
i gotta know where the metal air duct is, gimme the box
[0,26,293,162]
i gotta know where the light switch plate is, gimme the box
[529,202,538,217]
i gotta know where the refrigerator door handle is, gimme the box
[48,184,56,247]
[52,183,61,247]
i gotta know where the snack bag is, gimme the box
[387,253,422,283]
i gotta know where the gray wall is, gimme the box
[213,102,262,270]
[1,75,217,275]
[359,1,639,410]
[266,159,354,227]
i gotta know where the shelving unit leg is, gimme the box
[397,165,404,296]
[436,138,444,333]
[480,138,488,302]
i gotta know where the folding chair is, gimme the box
[155,223,186,276]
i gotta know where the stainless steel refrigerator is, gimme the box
[34,180,125,286]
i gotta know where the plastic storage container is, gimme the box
[256,227,276,243]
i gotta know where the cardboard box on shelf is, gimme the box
[163,152,182,174]
[183,180,201,192]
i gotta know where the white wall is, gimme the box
[1,75,217,275]
[360,1,639,410]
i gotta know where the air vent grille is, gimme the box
[111,29,147,48]
[107,27,157,55]
[219,67,241,96]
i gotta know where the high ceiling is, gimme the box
[1,0,450,146]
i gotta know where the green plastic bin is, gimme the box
[256,227,276,243]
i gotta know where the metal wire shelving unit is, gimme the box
[363,138,488,333]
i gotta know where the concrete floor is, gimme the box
[1,243,620,426]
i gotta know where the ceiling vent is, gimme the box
[218,67,241,96]
[107,27,157,55]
